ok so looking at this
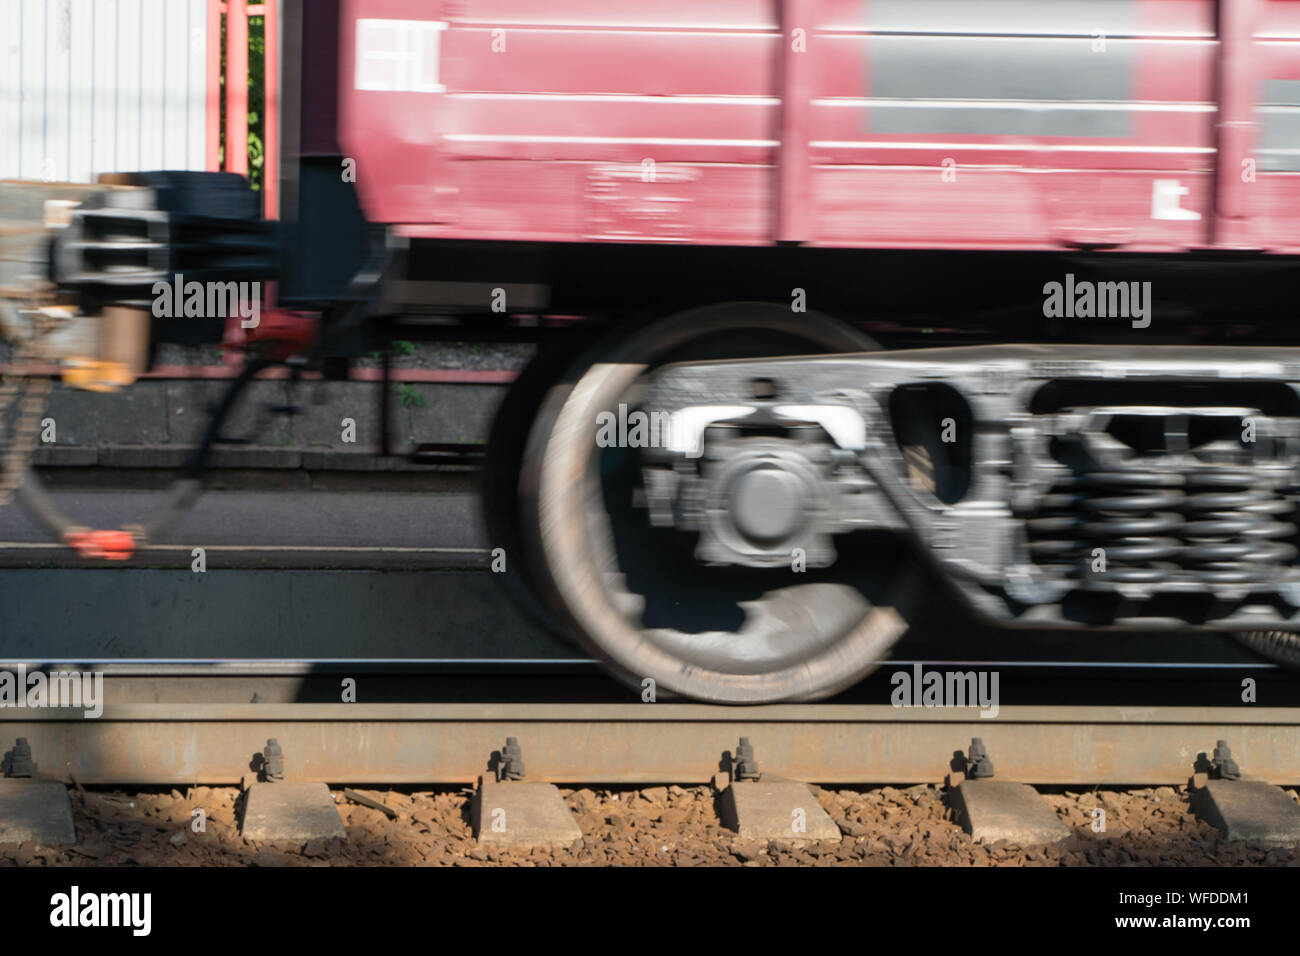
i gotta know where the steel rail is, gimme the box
[3,701,1298,786]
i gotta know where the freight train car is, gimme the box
[10,0,1300,701]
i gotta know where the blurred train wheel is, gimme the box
[519,302,916,703]
[481,347,575,637]
[1234,631,1300,670]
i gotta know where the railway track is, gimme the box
[3,667,1295,787]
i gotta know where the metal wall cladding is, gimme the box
[1,0,210,183]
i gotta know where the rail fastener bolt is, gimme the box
[2,738,35,778]
[1211,740,1242,781]
[262,738,286,783]
[966,738,995,780]
[496,737,525,782]
[732,737,761,783]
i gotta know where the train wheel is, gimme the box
[481,347,574,635]
[1234,631,1300,670]
[520,302,915,703]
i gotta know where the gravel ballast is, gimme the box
[4,782,1298,867]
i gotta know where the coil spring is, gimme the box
[1026,466,1298,583]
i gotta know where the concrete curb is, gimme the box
[24,379,507,469]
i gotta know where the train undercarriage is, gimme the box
[9,176,1300,702]
[507,314,1300,701]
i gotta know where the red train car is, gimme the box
[338,0,1300,252]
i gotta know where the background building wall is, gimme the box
[1,0,211,182]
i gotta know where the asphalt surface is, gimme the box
[0,488,488,568]
[0,487,1272,668]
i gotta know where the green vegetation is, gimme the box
[218,14,266,191]
[395,384,424,408]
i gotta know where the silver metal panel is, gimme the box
[1261,80,1300,106]
[863,0,1138,37]
[1256,115,1300,171]
[860,0,1146,139]
[866,36,1135,137]
[68,0,94,181]
[163,0,189,169]
[869,37,1134,102]
[187,0,206,167]
[43,0,68,181]
[0,3,21,170]
[865,101,1135,138]
[0,0,210,182]
[1257,83,1300,171]
[139,0,164,170]
[118,0,144,171]
[18,0,47,176]
[91,0,118,175]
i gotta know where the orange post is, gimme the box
[225,0,249,176]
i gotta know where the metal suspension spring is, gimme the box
[1077,470,1184,583]
[1026,466,1298,583]
[1179,467,1297,582]
[1024,479,1088,565]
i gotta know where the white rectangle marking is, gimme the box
[355,19,447,93]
